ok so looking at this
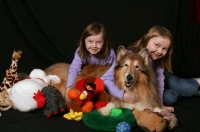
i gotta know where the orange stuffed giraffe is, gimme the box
[0,50,22,116]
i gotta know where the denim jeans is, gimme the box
[163,70,199,105]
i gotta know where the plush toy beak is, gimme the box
[79,91,87,100]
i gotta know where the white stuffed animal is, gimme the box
[8,69,60,112]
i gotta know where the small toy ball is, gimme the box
[116,122,131,132]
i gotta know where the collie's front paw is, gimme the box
[98,102,115,116]
[98,107,111,116]
[125,103,135,110]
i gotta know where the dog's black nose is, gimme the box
[126,74,132,81]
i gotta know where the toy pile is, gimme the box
[0,50,178,132]
[8,68,61,112]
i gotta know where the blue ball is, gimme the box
[116,122,131,132]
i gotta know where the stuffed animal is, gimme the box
[8,69,60,112]
[63,76,109,121]
[33,85,66,118]
[159,110,178,130]
[132,109,167,132]
[0,50,22,116]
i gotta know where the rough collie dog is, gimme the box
[98,45,162,116]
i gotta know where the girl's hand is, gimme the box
[64,87,72,105]
[123,92,138,103]
[162,105,174,112]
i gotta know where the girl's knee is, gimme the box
[163,90,179,105]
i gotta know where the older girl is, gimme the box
[127,26,200,111]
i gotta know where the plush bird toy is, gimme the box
[33,85,66,118]
[63,76,109,121]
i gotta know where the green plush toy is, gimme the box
[83,108,136,132]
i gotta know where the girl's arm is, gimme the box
[156,66,174,112]
[66,48,83,88]
[155,66,165,104]
[65,48,83,105]
[102,62,137,102]
[101,60,124,100]
[101,53,137,102]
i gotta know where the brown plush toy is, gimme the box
[132,109,167,132]
[63,76,109,121]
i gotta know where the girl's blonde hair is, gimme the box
[78,22,112,59]
[127,25,173,72]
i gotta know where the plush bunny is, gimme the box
[8,69,60,112]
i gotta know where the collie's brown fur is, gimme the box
[98,46,162,116]
[44,63,110,97]
[44,63,70,97]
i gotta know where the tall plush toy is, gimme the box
[0,50,22,116]
[8,69,60,112]
[33,85,66,118]
[63,76,109,121]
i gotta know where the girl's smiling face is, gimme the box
[146,36,171,60]
[85,33,104,55]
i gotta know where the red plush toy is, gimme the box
[63,76,108,121]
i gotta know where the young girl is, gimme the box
[65,22,137,105]
[127,25,200,111]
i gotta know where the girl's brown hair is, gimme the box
[78,22,112,59]
[127,25,173,72]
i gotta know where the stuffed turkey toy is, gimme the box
[8,69,60,112]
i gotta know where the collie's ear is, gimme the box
[116,45,126,62]
[139,48,150,65]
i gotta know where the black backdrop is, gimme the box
[1,0,200,80]
[1,1,200,132]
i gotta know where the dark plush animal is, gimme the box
[41,85,66,118]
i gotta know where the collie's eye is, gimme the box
[125,64,128,67]
[135,65,139,69]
